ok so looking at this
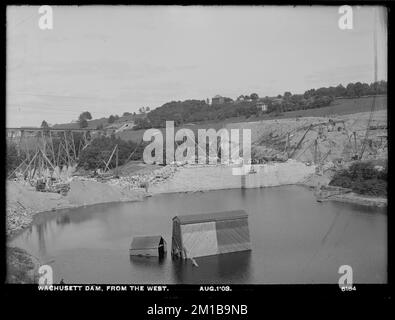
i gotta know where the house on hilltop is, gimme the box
[212,95,234,105]
[271,97,283,105]
[212,95,225,105]
[256,101,268,112]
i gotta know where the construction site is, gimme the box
[6,103,388,238]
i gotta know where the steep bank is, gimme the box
[316,191,387,207]
[6,161,315,237]
[149,160,316,194]
[6,247,41,283]
[6,179,145,238]
[6,159,386,238]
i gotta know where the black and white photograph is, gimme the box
[4,4,389,299]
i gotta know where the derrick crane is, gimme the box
[359,8,379,160]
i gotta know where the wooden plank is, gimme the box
[181,222,218,258]
[104,145,117,172]
[70,131,77,160]
[7,158,27,179]
[21,150,39,177]
[115,144,119,175]
[125,139,143,163]
[289,124,313,158]
[63,131,71,166]
[40,148,56,171]
[49,130,56,166]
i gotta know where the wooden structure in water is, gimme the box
[130,235,167,257]
[171,210,251,260]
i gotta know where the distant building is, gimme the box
[256,101,268,112]
[212,95,234,105]
[271,97,283,105]
[212,95,225,105]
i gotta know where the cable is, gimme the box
[359,8,379,159]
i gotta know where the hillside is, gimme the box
[256,95,387,120]
[116,95,387,143]
[52,113,145,130]
[49,80,386,131]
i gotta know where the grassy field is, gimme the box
[117,95,387,143]
[258,95,387,120]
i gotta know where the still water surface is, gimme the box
[10,186,387,284]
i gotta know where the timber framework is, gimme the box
[6,127,101,180]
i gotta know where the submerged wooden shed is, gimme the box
[130,235,167,257]
[171,210,251,259]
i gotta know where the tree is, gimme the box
[108,115,116,124]
[133,117,152,130]
[283,92,292,99]
[41,120,49,128]
[40,120,50,135]
[123,112,132,116]
[335,84,347,97]
[79,111,92,122]
[138,107,151,114]
[78,111,92,128]
[346,83,356,97]
[250,93,259,100]
[303,89,315,99]
[353,82,364,97]
[78,136,142,170]
[7,142,26,176]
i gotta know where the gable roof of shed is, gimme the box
[173,210,247,225]
[131,236,163,250]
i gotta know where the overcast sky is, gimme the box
[7,5,387,127]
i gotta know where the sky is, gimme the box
[7,5,387,127]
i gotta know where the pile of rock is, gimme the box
[106,165,178,190]
[6,247,41,283]
[6,200,33,237]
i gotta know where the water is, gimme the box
[9,186,387,284]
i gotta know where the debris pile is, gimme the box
[105,165,178,190]
[7,200,33,237]
[11,164,77,196]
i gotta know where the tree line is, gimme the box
[40,80,387,131]
[133,81,386,129]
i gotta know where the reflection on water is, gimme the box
[172,251,252,284]
[130,255,166,266]
[9,186,387,284]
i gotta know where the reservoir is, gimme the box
[9,185,387,284]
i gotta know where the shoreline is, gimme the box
[5,162,386,284]
[6,161,387,240]
[315,192,387,208]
